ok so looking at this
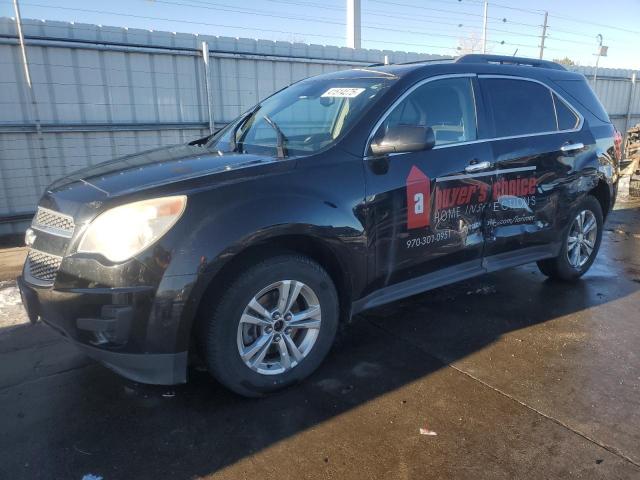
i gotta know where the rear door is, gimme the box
[362,75,494,297]
[479,75,593,264]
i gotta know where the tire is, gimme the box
[202,254,339,397]
[537,195,603,281]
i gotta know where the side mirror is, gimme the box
[370,126,435,156]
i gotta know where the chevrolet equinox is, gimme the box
[18,54,620,396]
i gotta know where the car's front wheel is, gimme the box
[202,254,339,397]
[537,195,603,281]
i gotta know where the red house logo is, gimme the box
[406,165,430,229]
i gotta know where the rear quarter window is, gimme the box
[553,78,610,123]
[481,78,557,137]
[553,93,580,130]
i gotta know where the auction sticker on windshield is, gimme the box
[321,87,366,98]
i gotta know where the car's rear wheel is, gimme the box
[203,254,339,397]
[537,195,603,281]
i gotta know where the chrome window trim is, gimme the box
[550,90,580,131]
[469,75,480,141]
[364,73,585,159]
[551,89,560,131]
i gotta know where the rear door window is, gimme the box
[481,78,557,137]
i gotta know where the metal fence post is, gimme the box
[623,72,637,152]
[201,41,215,134]
[12,0,48,196]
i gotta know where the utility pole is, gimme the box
[346,0,361,49]
[539,11,548,59]
[481,1,488,54]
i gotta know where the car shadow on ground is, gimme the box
[0,206,639,479]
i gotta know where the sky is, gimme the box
[1,0,639,69]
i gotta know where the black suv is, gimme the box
[18,54,620,396]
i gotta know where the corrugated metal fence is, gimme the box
[575,65,640,139]
[0,17,638,234]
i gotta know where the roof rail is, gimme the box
[455,54,566,71]
[367,57,455,67]
[396,57,455,66]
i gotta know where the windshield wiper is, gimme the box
[263,115,288,159]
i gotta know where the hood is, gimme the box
[48,144,275,197]
[39,144,279,221]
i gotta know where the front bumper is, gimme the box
[72,341,187,385]
[17,275,189,384]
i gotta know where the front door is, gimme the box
[363,75,493,297]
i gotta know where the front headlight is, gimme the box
[78,195,187,263]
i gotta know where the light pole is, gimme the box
[593,34,608,89]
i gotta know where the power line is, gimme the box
[6,1,461,52]
[10,2,347,40]
[464,0,543,15]
[546,25,614,41]
[264,0,344,10]
[10,1,534,52]
[141,0,347,26]
[366,0,549,32]
[466,0,639,35]
[369,0,640,41]
[486,17,542,29]
[369,0,489,19]
[147,0,509,40]
[6,0,634,60]
[165,0,639,48]
[485,0,640,36]
[548,13,640,36]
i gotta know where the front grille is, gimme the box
[33,207,75,237]
[27,249,62,282]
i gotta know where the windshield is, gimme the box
[207,75,395,157]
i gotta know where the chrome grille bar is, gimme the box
[27,249,63,283]
[32,207,75,238]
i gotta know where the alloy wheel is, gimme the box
[566,209,597,268]
[236,280,322,375]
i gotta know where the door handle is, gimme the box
[560,142,584,153]
[465,161,492,173]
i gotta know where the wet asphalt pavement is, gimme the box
[1,201,639,479]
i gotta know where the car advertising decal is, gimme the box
[405,165,538,234]
[406,165,430,229]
